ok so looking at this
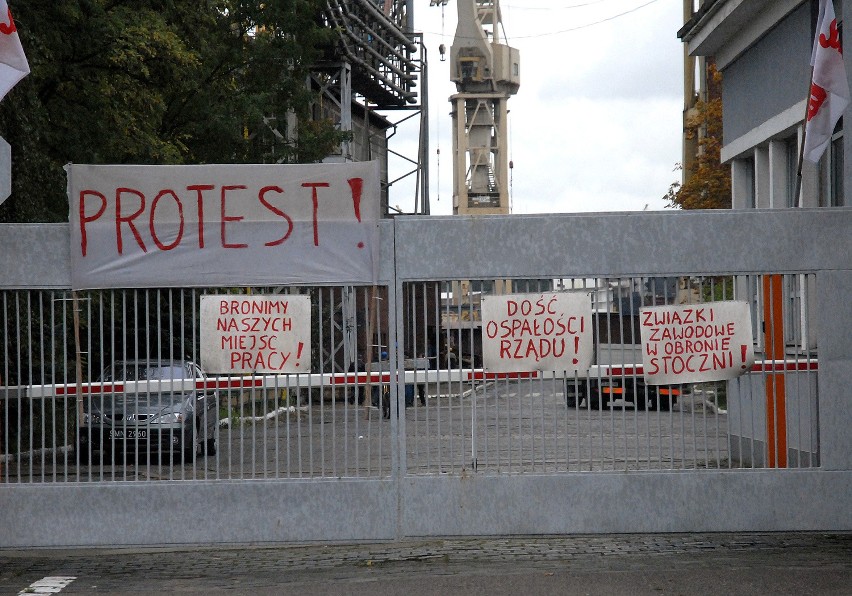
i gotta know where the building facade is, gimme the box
[679,1,848,466]
[680,0,846,209]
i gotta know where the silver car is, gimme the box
[77,360,219,464]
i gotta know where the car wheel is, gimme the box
[564,380,587,408]
[158,450,179,466]
[590,394,608,410]
[182,443,197,464]
[76,441,91,465]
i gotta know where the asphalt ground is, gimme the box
[5,380,731,482]
[1,532,850,595]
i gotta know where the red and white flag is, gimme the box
[804,0,850,162]
[0,0,29,101]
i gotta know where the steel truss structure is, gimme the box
[319,1,430,214]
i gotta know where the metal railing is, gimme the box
[1,273,820,483]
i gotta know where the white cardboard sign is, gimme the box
[481,292,593,374]
[200,295,311,374]
[640,301,755,385]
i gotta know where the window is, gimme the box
[784,275,802,347]
[458,57,483,82]
[786,137,798,207]
[830,129,844,206]
[743,156,756,208]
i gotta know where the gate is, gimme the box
[2,209,851,547]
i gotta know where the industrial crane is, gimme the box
[430,0,521,332]
[432,0,520,215]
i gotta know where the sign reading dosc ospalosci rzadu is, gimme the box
[481,291,594,374]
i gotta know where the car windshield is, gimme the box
[101,363,191,382]
[88,392,188,411]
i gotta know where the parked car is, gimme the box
[76,360,219,464]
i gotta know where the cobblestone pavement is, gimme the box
[1,532,850,595]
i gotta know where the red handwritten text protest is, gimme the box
[77,178,364,257]
[640,302,754,385]
[67,163,380,290]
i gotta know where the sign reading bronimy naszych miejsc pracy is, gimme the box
[200,294,311,374]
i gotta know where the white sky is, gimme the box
[385,0,684,215]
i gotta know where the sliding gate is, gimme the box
[2,209,851,547]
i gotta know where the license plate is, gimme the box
[109,429,148,439]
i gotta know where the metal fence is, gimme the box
[0,273,820,483]
[1,285,397,482]
[1,211,850,545]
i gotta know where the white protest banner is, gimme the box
[481,291,593,374]
[0,135,9,206]
[200,294,311,374]
[640,301,755,385]
[66,162,380,289]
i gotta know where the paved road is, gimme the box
[5,379,730,482]
[1,533,850,595]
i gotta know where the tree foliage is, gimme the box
[0,0,345,222]
[664,63,731,210]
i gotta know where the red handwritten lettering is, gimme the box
[75,178,365,257]
[186,184,214,248]
[149,189,184,251]
[115,188,147,254]
[79,190,107,257]
[301,182,330,246]
[643,304,750,380]
[348,177,363,221]
[220,185,248,249]
[258,186,293,247]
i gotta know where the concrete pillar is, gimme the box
[754,146,770,208]
[768,140,791,208]
[731,158,755,209]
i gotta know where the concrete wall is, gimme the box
[728,373,820,467]
[721,3,811,145]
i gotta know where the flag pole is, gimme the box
[794,65,815,208]
[363,286,378,419]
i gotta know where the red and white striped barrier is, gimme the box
[5,359,819,399]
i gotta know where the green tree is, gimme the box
[664,63,731,210]
[0,0,344,222]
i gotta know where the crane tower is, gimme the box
[437,0,520,215]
